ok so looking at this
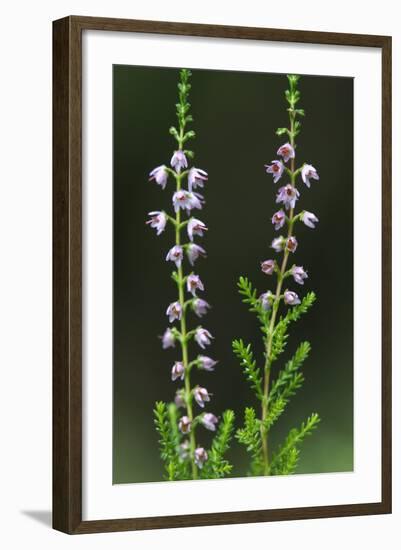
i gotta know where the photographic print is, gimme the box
[53,16,391,533]
[112,65,354,484]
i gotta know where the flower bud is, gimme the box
[149,165,168,189]
[195,328,213,349]
[170,150,188,173]
[171,361,185,381]
[178,416,191,434]
[261,259,276,275]
[301,164,319,187]
[194,447,208,468]
[166,301,182,323]
[201,413,218,431]
[265,160,284,183]
[277,143,295,163]
[284,290,301,306]
[146,211,167,235]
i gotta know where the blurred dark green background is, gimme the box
[113,66,353,484]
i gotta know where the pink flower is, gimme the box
[171,361,185,381]
[188,168,208,191]
[187,218,207,241]
[172,190,191,213]
[193,386,211,408]
[178,440,190,459]
[301,164,319,187]
[260,291,274,311]
[292,265,308,285]
[178,416,191,434]
[286,236,298,253]
[277,143,295,163]
[195,328,213,349]
[149,165,168,189]
[193,298,210,318]
[173,191,204,214]
[166,301,182,323]
[261,259,276,275]
[301,210,319,228]
[201,413,218,431]
[198,355,218,371]
[146,211,167,235]
[174,390,185,408]
[276,184,300,210]
[265,160,284,183]
[186,192,204,213]
[271,236,285,253]
[272,209,286,230]
[187,244,207,265]
[170,150,188,173]
[194,447,208,468]
[166,245,184,268]
[187,274,204,296]
[284,290,301,306]
[161,328,175,349]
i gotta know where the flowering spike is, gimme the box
[151,69,233,480]
[234,74,320,477]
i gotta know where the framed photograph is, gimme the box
[53,15,392,534]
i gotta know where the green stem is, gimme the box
[175,172,198,480]
[261,99,297,475]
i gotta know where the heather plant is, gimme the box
[149,69,234,481]
[233,75,321,476]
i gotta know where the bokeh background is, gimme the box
[112,65,353,484]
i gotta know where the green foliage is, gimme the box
[262,395,287,432]
[154,401,178,480]
[269,413,321,475]
[237,276,270,328]
[154,401,188,481]
[270,292,316,363]
[269,341,310,404]
[232,339,263,401]
[277,447,300,475]
[169,68,195,148]
[276,127,289,136]
[233,76,321,480]
[270,317,289,362]
[285,291,316,323]
[286,74,301,106]
[236,407,263,476]
[201,410,235,479]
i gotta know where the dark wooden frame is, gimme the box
[53,15,392,534]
